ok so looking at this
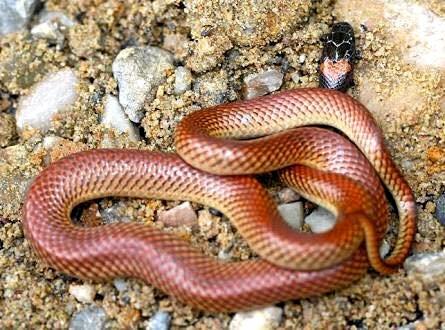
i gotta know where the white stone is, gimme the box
[16,69,78,133]
[112,47,174,122]
[101,95,140,142]
[243,70,283,100]
[278,202,304,230]
[230,306,283,330]
[69,284,96,303]
[174,66,192,95]
[404,250,445,278]
[0,0,39,35]
[113,278,128,293]
[305,207,336,233]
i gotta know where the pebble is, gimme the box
[277,202,304,230]
[0,0,39,35]
[31,11,74,48]
[113,278,128,293]
[380,239,391,259]
[243,70,283,100]
[305,207,336,233]
[174,66,192,95]
[15,69,78,133]
[404,250,445,279]
[146,311,171,330]
[158,202,198,227]
[112,46,174,123]
[101,94,140,142]
[230,306,283,330]
[277,188,300,203]
[69,284,96,303]
[435,193,445,226]
[69,306,108,330]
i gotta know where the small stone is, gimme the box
[31,11,74,49]
[243,70,283,100]
[299,54,306,64]
[146,311,171,330]
[113,278,128,293]
[379,239,390,259]
[435,193,445,226]
[174,66,192,95]
[230,306,283,330]
[291,71,301,84]
[69,306,108,330]
[404,250,445,278]
[158,202,197,227]
[305,207,336,233]
[0,0,39,35]
[101,95,140,142]
[16,69,78,133]
[277,188,300,203]
[69,284,96,303]
[112,46,174,122]
[277,202,304,230]
[31,21,65,47]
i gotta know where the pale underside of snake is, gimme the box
[23,87,416,312]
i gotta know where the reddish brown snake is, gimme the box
[22,87,416,312]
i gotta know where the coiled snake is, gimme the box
[23,23,416,312]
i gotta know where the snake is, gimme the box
[22,22,416,312]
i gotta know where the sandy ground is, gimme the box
[1,0,444,328]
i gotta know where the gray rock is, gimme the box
[146,311,171,330]
[16,69,78,133]
[0,0,39,35]
[243,70,283,100]
[69,306,108,330]
[435,193,445,226]
[112,47,174,123]
[230,306,283,330]
[113,278,128,293]
[174,66,192,95]
[101,94,140,142]
[277,188,300,203]
[305,207,336,233]
[277,202,304,230]
[404,250,445,278]
[69,284,96,303]
[158,202,197,228]
[31,11,74,48]
[379,239,390,259]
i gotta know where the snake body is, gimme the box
[22,23,416,312]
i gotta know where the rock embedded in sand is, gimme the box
[69,284,96,303]
[230,306,283,330]
[112,46,174,123]
[31,11,75,48]
[158,202,197,227]
[404,251,445,280]
[278,202,304,230]
[0,0,39,35]
[69,306,108,330]
[243,70,283,100]
[15,69,79,133]
[174,66,192,95]
[147,311,171,330]
[278,188,301,203]
[101,94,140,142]
[305,207,336,233]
